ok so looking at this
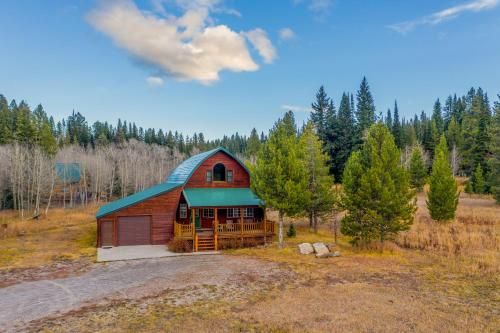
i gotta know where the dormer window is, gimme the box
[213,163,226,181]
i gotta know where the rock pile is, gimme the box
[298,242,341,258]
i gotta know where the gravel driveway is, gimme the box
[0,255,282,332]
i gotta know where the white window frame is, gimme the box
[203,208,214,218]
[206,170,212,182]
[179,203,187,218]
[244,208,254,218]
[227,170,233,183]
[227,208,240,218]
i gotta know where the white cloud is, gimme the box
[388,0,499,34]
[279,27,295,40]
[88,0,275,84]
[146,76,164,86]
[281,104,312,113]
[244,28,277,64]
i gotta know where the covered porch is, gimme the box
[173,188,274,251]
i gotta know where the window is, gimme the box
[206,170,212,182]
[227,170,233,182]
[244,208,254,218]
[227,208,240,218]
[213,163,226,181]
[203,208,214,218]
[179,203,187,218]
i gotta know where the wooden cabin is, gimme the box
[96,147,273,251]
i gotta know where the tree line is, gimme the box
[251,78,499,247]
[0,94,265,157]
[309,78,499,196]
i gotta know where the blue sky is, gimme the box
[1,0,499,138]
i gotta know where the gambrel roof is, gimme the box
[96,147,252,218]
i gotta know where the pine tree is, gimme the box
[341,124,416,245]
[472,164,485,194]
[250,112,308,247]
[246,128,261,159]
[432,99,444,134]
[427,135,459,221]
[409,146,427,192]
[385,108,392,130]
[310,86,331,142]
[392,100,403,148]
[327,93,354,181]
[300,123,335,232]
[355,77,376,147]
[488,95,500,203]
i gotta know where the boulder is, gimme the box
[312,242,329,256]
[298,243,314,255]
[316,251,341,259]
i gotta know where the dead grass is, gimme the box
[0,206,97,269]
[5,193,500,332]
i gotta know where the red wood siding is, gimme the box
[97,187,182,246]
[185,151,250,188]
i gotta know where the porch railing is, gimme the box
[217,221,274,235]
[174,222,194,239]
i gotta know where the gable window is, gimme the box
[203,208,214,218]
[244,208,254,218]
[213,163,226,181]
[227,170,233,183]
[206,170,212,182]
[179,203,187,218]
[227,208,240,218]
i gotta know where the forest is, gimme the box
[0,77,499,219]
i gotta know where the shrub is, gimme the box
[167,239,192,253]
[287,223,296,238]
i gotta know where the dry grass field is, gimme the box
[0,206,97,286]
[1,193,498,332]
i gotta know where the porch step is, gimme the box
[196,236,215,251]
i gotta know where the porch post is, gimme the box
[214,208,218,250]
[191,208,195,251]
[240,208,244,244]
[263,208,267,245]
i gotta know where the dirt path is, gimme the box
[0,255,284,333]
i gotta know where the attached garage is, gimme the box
[117,216,151,246]
[100,220,114,247]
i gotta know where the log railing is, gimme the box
[217,221,274,235]
[174,222,194,239]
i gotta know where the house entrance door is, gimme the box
[195,209,201,229]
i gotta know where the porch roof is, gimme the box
[183,188,263,208]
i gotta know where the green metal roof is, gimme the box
[97,147,253,218]
[96,182,181,219]
[166,147,249,184]
[183,188,263,207]
[55,163,81,183]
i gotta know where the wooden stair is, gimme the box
[196,234,215,251]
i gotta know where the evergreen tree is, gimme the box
[300,123,335,232]
[250,112,308,247]
[409,146,427,191]
[385,108,392,130]
[471,164,485,194]
[310,86,331,141]
[355,77,376,146]
[392,100,403,148]
[432,99,444,134]
[427,135,459,221]
[327,93,354,181]
[488,95,500,203]
[246,128,261,158]
[341,124,416,245]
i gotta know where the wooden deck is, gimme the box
[174,220,275,251]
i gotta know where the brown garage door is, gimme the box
[100,220,114,247]
[118,216,151,246]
